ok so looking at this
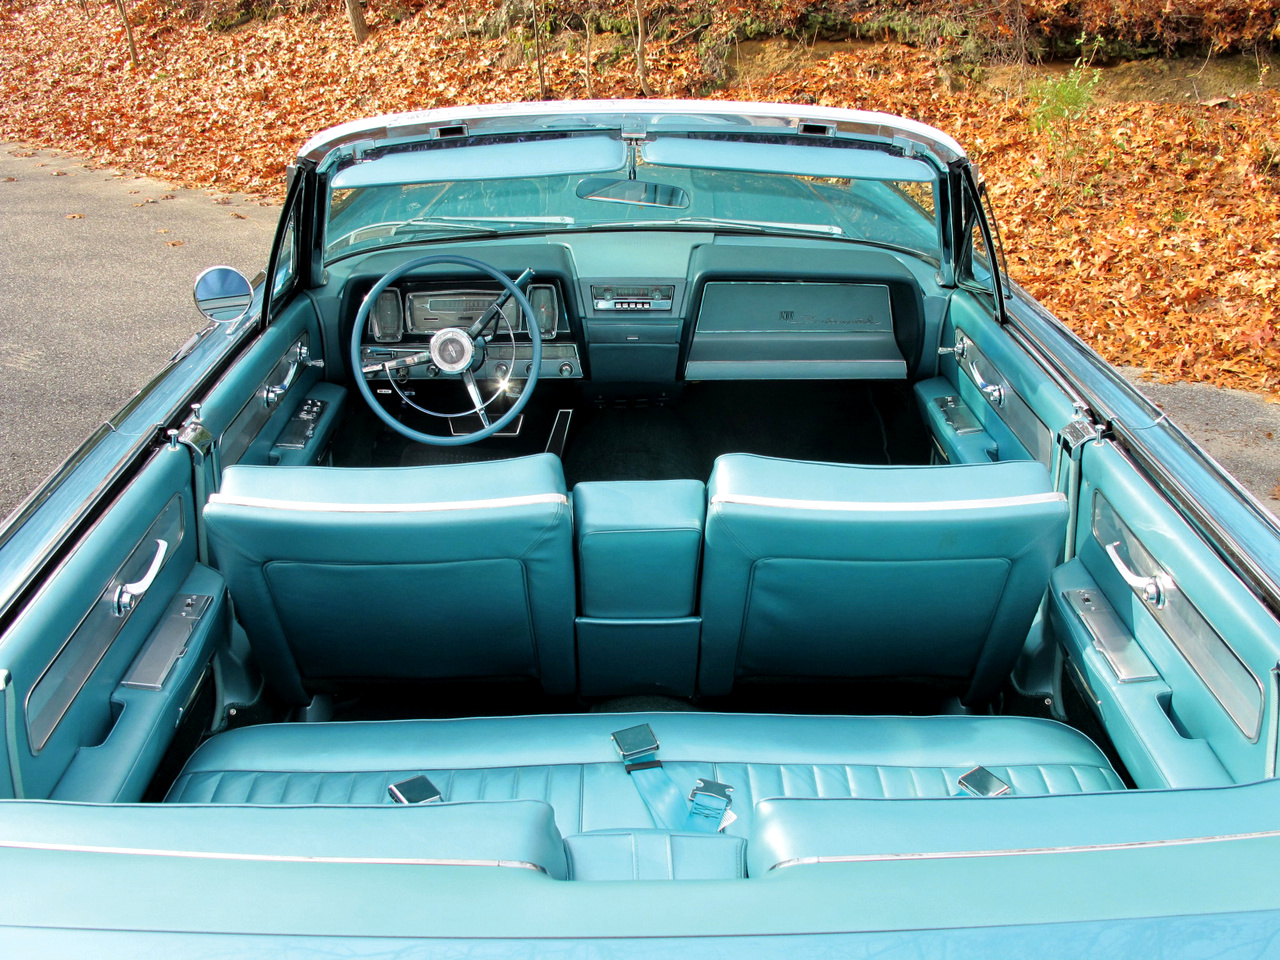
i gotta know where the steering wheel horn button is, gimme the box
[430,328,475,374]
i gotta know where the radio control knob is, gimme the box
[559,362,574,377]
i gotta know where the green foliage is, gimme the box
[1028,62,1100,133]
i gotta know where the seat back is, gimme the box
[698,454,1067,704]
[205,453,575,703]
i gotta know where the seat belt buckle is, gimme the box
[957,766,1011,798]
[689,778,737,831]
[388,774,443,804]
[612,724,662,771]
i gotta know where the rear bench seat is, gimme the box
[166,712,1123,878]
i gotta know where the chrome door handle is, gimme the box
[1105,541,1170,609]
[263,343,322,407]
[967,360,1004,406]
[112,539,168,617]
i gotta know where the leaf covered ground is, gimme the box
[1,0,1278,395]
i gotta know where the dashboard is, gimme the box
[350,236,931,388]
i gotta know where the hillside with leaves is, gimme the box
[1,0,1278,395]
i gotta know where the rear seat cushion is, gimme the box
[166,713,1123,838]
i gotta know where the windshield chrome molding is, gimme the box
[768,826,1280,871]
[711,492,1065,512]
[208,492,569,513]
[0,839,546,872]
[301,100,965,170]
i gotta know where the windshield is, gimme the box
[324,135,941,262]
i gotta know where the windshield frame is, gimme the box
[319,130,946,267]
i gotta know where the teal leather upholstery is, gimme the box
[565,829,747,880]
[167,713,1121,840]
[698,455,1069,703]
[573,480,705,618]
[204,454,575,703]
[0,798,567,879]
[573,479,706,696]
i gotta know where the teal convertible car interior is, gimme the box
[3,102,1280,951]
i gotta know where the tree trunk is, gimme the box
[583,13,594,99]
[632,0,654,96]
[345,0,371,45]
[114,0,140,68]
[530,0,548,99]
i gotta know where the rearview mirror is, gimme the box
[575,177,689,208]
[193,266,253,323]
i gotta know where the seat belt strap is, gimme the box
[611,724,734,833]
[611,724,690,830]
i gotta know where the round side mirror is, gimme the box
[194,266,253,323]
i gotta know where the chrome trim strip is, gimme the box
[768,827,1280,870]
[208,492,569,513]
[711,491,1065,512]
[0,839,546,872]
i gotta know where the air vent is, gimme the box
[798,122,834,136]
[434,124,469,139]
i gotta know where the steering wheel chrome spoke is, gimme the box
[461,370,491,427]
[465,268,535,339]
[361,349,432,375]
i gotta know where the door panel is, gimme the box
[922,292,1079,466]
[0,444,227,801]
[1051,438,1280,786]
[196,296,343,481]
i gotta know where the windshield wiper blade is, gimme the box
[396,214,575,234]
[392,221,502,237]
[428,216,575,224]
[589,216,843,237]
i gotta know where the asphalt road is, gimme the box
[1,142,1277,523]
[0,144,279,522]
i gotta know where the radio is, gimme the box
[592,284,674,312]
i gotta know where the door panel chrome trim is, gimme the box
[1093,491,1264,740]
[220,331,311,467]
[25,495,184,753]
[1062,588,1160,684]
[955,326,1052,463]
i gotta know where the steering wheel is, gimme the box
[349,255,541,446]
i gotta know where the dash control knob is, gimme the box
[558,362,574,377]
[495,362,510,378]
[525,363,534,376]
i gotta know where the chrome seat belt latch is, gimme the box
[612,723,663,772]
[689,778,737,831]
